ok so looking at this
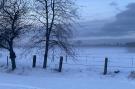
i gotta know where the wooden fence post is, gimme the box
[58,56,63,72]
[104,57,108,75]
[32,55,36,68]
[7,56,8,67]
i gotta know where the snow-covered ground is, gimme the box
[0,72,135,89]
[0,47,135,89]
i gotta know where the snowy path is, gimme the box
[0,72,135,89]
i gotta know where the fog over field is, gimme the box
[73,0,135,46]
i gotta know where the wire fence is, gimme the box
[48,54,135,71]
[1,52,135,72]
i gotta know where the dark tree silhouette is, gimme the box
[0,0,30,70]
[34,0,78,68]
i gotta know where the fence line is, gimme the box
[54,55,135,70]
[3,54,135,71]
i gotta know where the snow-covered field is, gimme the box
[0,47,135,89]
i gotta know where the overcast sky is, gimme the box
[74,0,135,40]
[77,0,135,21]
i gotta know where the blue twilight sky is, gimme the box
[76,0,135,21]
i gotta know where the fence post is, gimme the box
[7,56,9,67]
[58,56,63,72]
[32,55,36,68]
[104,57,108,75]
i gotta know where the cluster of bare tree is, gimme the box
[0,0,77,70]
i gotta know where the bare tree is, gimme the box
[34,0,78,68]
[0,0,30,70]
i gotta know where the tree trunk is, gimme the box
[9,50,16,70]
[43,0,49,69]
[9,41,16,70]
[43,37,49,68]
